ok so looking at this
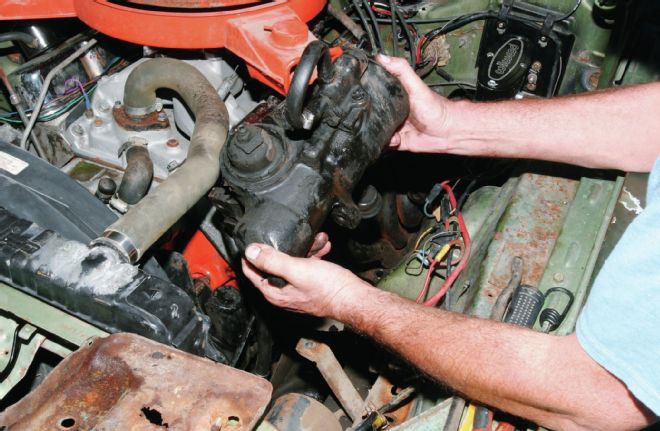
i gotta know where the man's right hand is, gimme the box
[376,54,455,153]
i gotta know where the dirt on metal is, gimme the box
[0,333,272,430]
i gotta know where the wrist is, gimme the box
[328,279,377,322]
[441,100,482,155]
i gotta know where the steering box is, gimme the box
[215,42,409,260]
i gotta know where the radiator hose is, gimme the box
[93,58,229,263]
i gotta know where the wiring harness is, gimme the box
[405,180,471,307]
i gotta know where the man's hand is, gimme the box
[376,54,454,153]
[307,232,331,259]
[242,243,372,317]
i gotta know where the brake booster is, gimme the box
[215,42,410,259]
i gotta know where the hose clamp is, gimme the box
[91,230,140,264]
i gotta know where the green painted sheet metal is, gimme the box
[534,176,624,334]
[0,282,108,347]
[467,174,578,318]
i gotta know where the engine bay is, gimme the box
[0,1,658,429]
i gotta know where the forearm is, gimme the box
[441,82,660,172]
[334,283,650,430]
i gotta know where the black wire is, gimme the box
[387,0,399,57]
[395,8,416,65]
[351,0,378,54]
[364,0,384,53]
[352,15,467,24]
[553,0,582,22]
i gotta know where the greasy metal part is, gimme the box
[0,333,273,430]
[97,58,229,263]
[19,38,99,150]
[117,144,154,205]
[266,393,343,431]
[533,177,623,334]
[0,282,107,347]
[218,48,409,258]
[0,66,46,158]
[296,338,365,422]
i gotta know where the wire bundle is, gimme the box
[408,180,472,307]
[0,57,124,125]
[345,0,581,88]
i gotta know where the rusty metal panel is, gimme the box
[0,333,272,430]
[467,174,578,318]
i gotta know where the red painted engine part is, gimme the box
[0,0,326,93]
[183,230,238,290]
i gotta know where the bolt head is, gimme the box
[352,88,367,100]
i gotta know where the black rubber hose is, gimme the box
[95,58,229,263]
[388,0,399,57]
[117,145,154,205]
[0,32,38,47]
[351,0,378,54]
[285,41,333,130]
[363,0,384,53]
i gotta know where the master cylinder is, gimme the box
[215,42,409,259]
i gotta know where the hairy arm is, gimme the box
[242,245,656,431]
[337,283,654,431]
[378,55,660,172]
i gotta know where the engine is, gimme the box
[0,0,656,429]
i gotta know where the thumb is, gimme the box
[376,54,429,96]
[244,243,296,278]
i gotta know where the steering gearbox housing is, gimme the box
[216,44,410,258]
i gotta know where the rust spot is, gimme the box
[0,333,272,430]
[112,105,170,131]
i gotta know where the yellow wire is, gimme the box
[433,244,451,263]
[459,404,476,431]
[414,226,435,250]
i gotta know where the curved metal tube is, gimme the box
[95,58,229,263]
[285,41,332,130]
[0,32,38,47]
[117,145,153,205]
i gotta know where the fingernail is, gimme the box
[245,244,261,261]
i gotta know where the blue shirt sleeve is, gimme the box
[576,158,660,415]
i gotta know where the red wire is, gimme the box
[372,6,392,16]
[415,260,437,303]
[422,181,472,307]
[415,35,426,65]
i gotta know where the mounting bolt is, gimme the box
[553,272,565,283]
[166,138,179,148]
[235,125,250,143]
[352,88,367,101]
[301,109,315,130]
